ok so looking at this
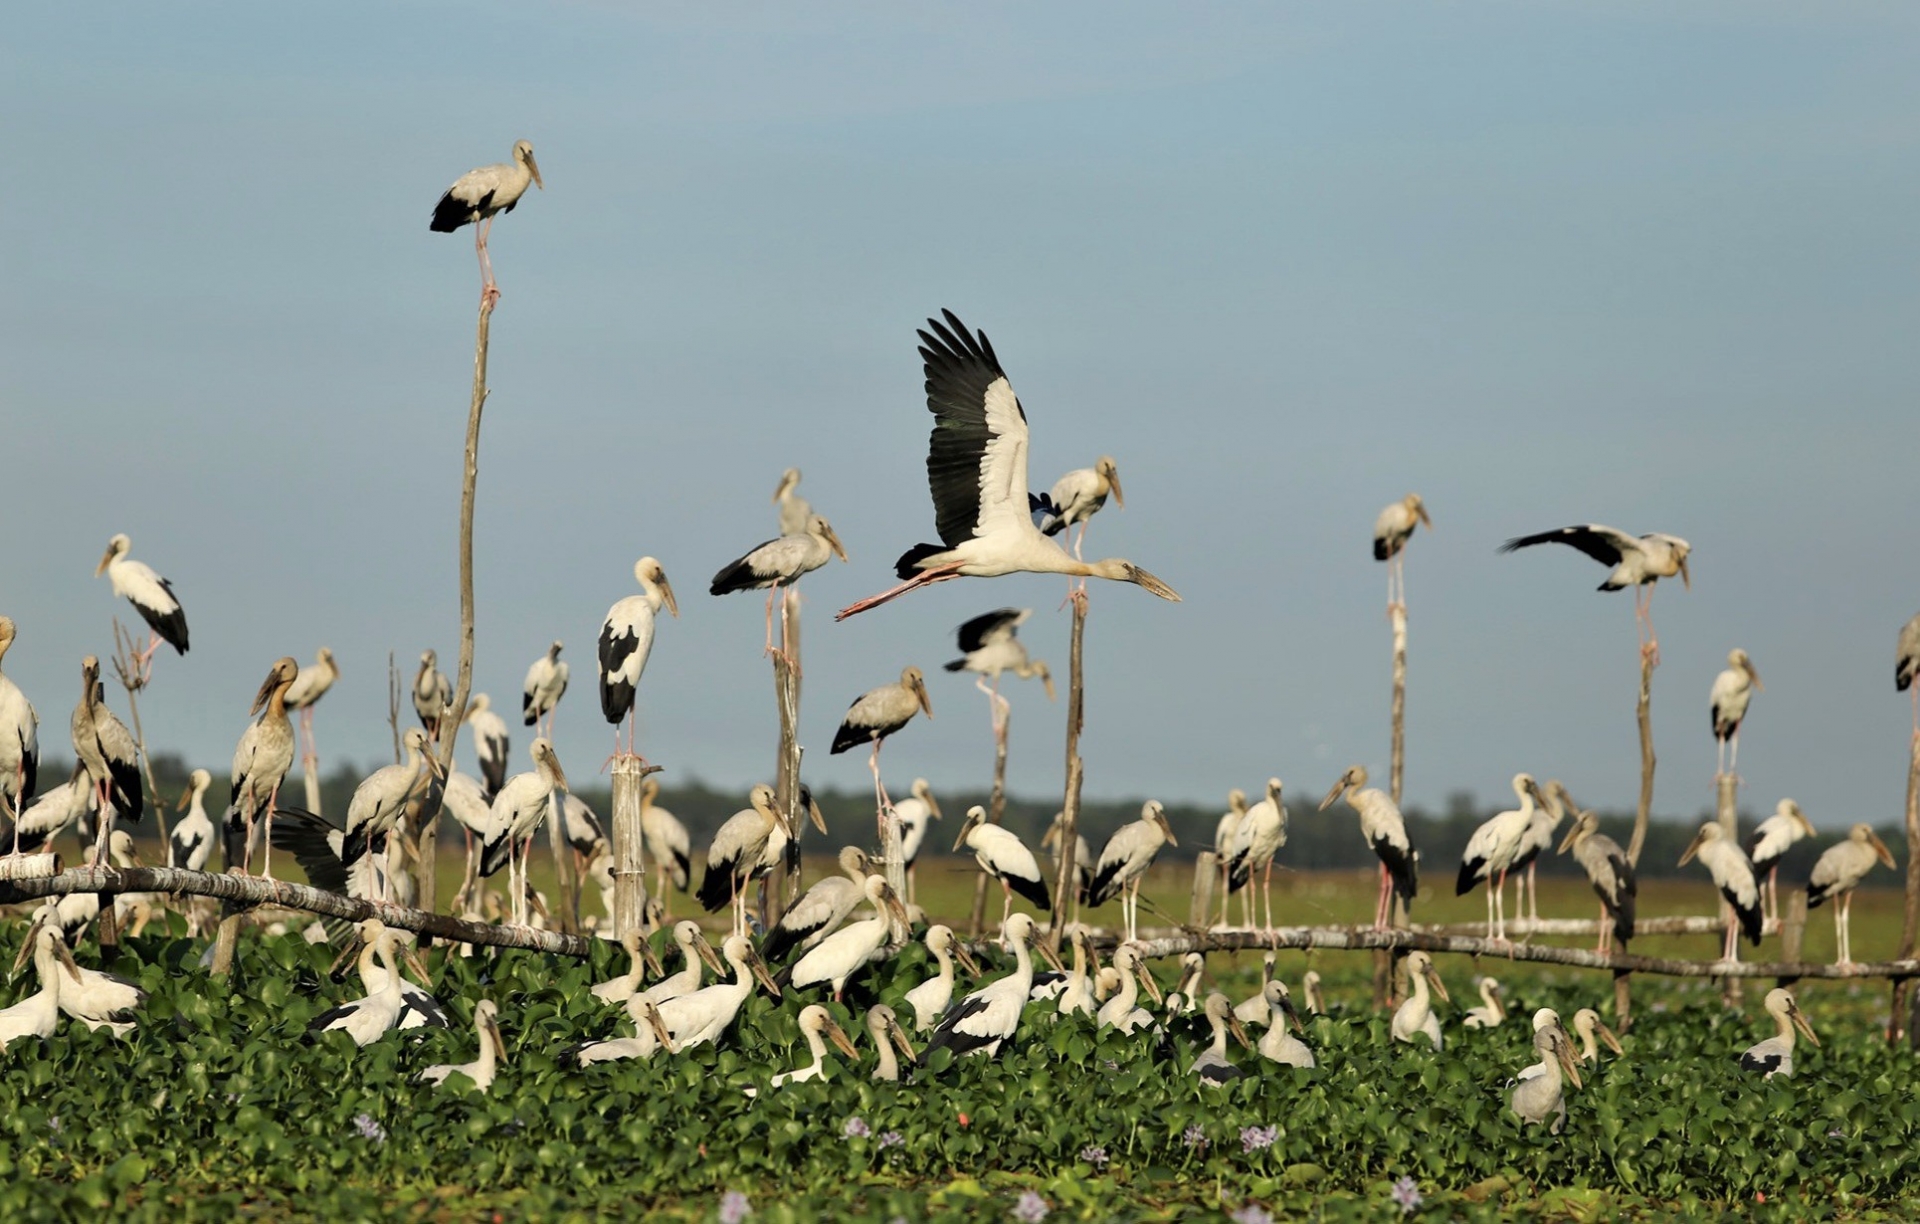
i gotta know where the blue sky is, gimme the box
[4,3,1917,829]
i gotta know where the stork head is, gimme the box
[773,467,801,502]
[1143,799,1177,847]
[1406,493,1432,530]
[1088,559,1179,601]
[634,557,679,618]
[1227,788,1247,815]
[1677,822,1721,867]
[1728,648,1761,690]
[512,140,543,189]
[530,738,568,792]
[953,804,987,852]
[1095,456,1124,508]
[95,533,131,576]
[1852,822,1896,869]
[1319,765,1368,811]
[467,692,491,718]
[1556,810,1597,855]
[1776,798,1815,841]
[252,657,300,716]
[911,778,941,820]
[1514,773,1544,807]
[1666,536,1693,589]
[79,654,101,697]
[180,767,213,810]
[837,845,870,879]
[798,782,828,834]
[898,666,932,718]
[0,617,14,659]
[810,515,850,564]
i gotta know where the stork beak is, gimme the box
[546,751,570,795]
[526,153,544,190]
[1107,471,1125,510]
[1597,1020,1624,1056]
[94,547,114,577]
[1229,1014,1252,1051]
[403,944,435,991]
[1124,564,1180,602]
[808,795,828,836]
[888,1016,918,1065]
[1748,662,1763,692]
[177,786,193,812]
[328,935,364,981]
[1791,1002,1819,1047]
[1873,832,1897,870]
[1556,822,1580,855]
[1318,776,1351,812]
[1678,556,1691,590]
[825,1016,860,1061]
[952,940,982,978]
[1035,939,1066,975]
[826,525,849,565]
[694,932,728,976]
[1416,504,1432,530]
[55,936,83,985]
[1280,994,1302,1034]
[1678,828,1708,867]
[748,947,781,999]
[483,1013,508,1065]
[952,816,976,854]
[641,1003,674,1052]
[914,676,933,719]
[885,892,911,933]
[640,940,664,978]
[1157,811,1179,848]
[11,918,44,978]
[1558,1037,1583,1089]
[250,666,280,716]
[1424,964,1451,1004]
[659,574,680,619]
[925,791,943,822]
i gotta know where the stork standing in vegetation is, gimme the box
[1320,765,1417,929]
[698,785,794,939]
[430,140,542,309]
[95,534,188,664]
[1233,952,1276,1026]
[598,558,678,760]
[226,657,299,877]
[1456,774,1548,943]
[772,1005,860,1088]
[710,513,848,664]
[864,1004,917,1083]
[1190,993,1252,1086]
[420,1000,505,1091]
[1372,493,1431,612]
[70,657,141,857]
[1462,978,1506,1029]
[1088,800,1179,943]
[1392,951,1449,1049]
[0,920,78,1051]
[1570,1008,1623,1066]
[570,1001,677,1067]
[0,619,38,841]
[893,779,942,905]
[655,934,781,1051]
[903,924,980,1031]
[1741,988,1817,1079]
[943,608,1053,741]
[1499,525,1691,664]
[925,913,1061,1061]
[1511,1024,1581,1134]
[837,312,1178,619]
[1055,927,1098,1019]
[1557,810,1636,954]
[1302,970,1326,1017]
[1806,823,1895,965]
[1225,778,1286,934]
[1257,980,1314,1068]
[590,933,662,1006]
[310,920,411,1048]
[463,694,510,801]
[1709,649,1762,780]
[1096,943,1162,1035]
[522,641,569,738]
[954,805,1051,930]
[1747,799,1816,924]
[761,847,876,964]
[1678,823,1764,961]
[636,777,690,911]
[831,666,932,835]
[637,922,727,1010]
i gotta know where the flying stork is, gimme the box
[1805,823,1895,966]
[1710,648,1762,779]
[95,534,188,665]
[710,513,848,664]
[598,557,679,760]
[1678,822,1764,961]
[1372,493,1432,612]
[942,608,1053,742]
[430,140,542,309]
[1499,524,1691,664]
[1319,765,1417,929]
[836,311,1179,619]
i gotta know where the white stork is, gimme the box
[1095,942,1161,1034]
[1678,823,1764,960]
[1257,980,1315,1068]
[1505,778,1572,924]
[942,608,1053,742]
[95,534,188,663]
[1033,454,1125,562]
[697,784,794,938]
[598,557,678,759]
[894,778,943,905]
[1319,765,1417,929]
[0,919,78,1051]
[1557,810,1636,954]
[638,777,691,910]
[0,618,38,841]
[1213,788,1249,928]
[420,999,506,1091]
[1225,778,1287,934]
[226,656,299,877]
[590,932,664,1006]
[1747,798,1817,924]
[463,693,511,801]
[924,912,1061,1061]
[1462,977,1506,1029]
[1391,951,1449,1049]
[864,1004,918,1082]
[430,140,543,309]
[1233,951,1276,1026]
[1087,800,1179,943]
[1710,648,1762,779]
[654,933,781,1051]
[478,739,569,927]
[169,768,216,873]
[954,805,1051,930]
[836,311,1179,619]
[903,924,981,1031]
[1499,524,1692,663]
[1806,823,1895,965]
[411,650,452,739]
[309,920,410,1047]
[771,1005,861,1088]
[1899,611,1920,737]
[1570,1008,1623,1065]
[1510,1024,1581,1133]
[761,846,876,963]
[1189,993,1252,1087]
[342,727,442,887]
[773,468,812,538]
[784,876,909,1003]
[635,921,728,1010]
[1302,969,1326,1017]
[283,646,338,777]
[1372,493,1432,611]
[522,640,569,738]
[571,999,677,1067]
[1040,812,1091,924]
[709,514,848,662]
[1741,987,1817,1079]
[13,764,95,856]
[831,666,932,834]
[1455,774,1547,943]
[70,657,141,857]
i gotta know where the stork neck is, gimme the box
[873,1028,898,1080]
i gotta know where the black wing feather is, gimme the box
[923,993,996,1060]
[1499,526,1627,568]
[954,608,1024,655]
[597,623,639,724]
[270,807,351,894]
[919,310,1020,549]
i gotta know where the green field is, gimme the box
[2,851,1915,1222]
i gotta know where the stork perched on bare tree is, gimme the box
[430,140,542,309]
[599,558,678,761]
[95,534,188,667]
[710,514,848,664]
[522,641,569,739]
[70,657,140,859]
[830,667,932,838]
[1320,766,1417,929]
[226,657,299,878]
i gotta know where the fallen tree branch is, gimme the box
[0,866,594,958]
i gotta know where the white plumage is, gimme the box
[70,656,142,853]
[1095,943,1159,1035]
[169,769,216,872]
[1034,455,1124,552]
[655,934,780,1050]
[1256,981,1315,1068]
[925,913,1058,1060]
[709,514,848,657]
[1190,993,1251,1086]
[1391,951,1448,1049]
[1372,493,1431,609]
[598,557,678,755]
[1745,798,1816,924]
[1740,987,1817,1079]
[1087,800,1179,943]
[13,764,95,855]
[464,693,511,801]
[479,739,570,928]
[1510,1025,1580,1133]
[95,533,189,656]
[1454,773,1546,942]
[1461,977,1505,1029]
[572,1000,677,1066]
[420,999,505,1092]
[1677,823,1764,960]
[634,921,727,1011]
[0,618,39,836]
[226,657,299,877]
[430,140,543,307]
[697,784,793,937]
[284,647,338,713]
[1709,648,1762,778]
[761,846,875,963]
[1320,765,1418,930]
[954,805,1051,929]
[1500,523,1692,661]
[412,650,452,737]
[903,924,980,1031]
[1806,823,1895,965]
[309,920,409,1048]
[0,921,76,1051]
[773,468,812,538]
[771,1005,860,1088]
[590,933,661,1006]
[638,777,691,901]
[894,778,943,904]
[522,640,569,736]
[1225,779,1286,932]
[342,727,441,876]
[864,1004,918,1083]
[786,876,909,1002]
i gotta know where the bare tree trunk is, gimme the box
[967,702,1012,936]
[1893,735,1920,1042]
[1375,604,1411,1012]
[771,590,803,923]
[108,620,168,854]
[1715,770,1743,1006]
[1626,651,1658,866]
[611,756,659,943]
[1044,595,1088,952]
[387,652,402,765]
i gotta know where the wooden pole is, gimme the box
[1044,593,1089,952]
[771,589,803,922]
[543,792,578,935]
[1618,646,1658,1027]
[1715,770,1742,1006]
[1375,602,1410,1011]
[610,756,655,943]
[108,620,168,855]
[1893,734,1920,1042]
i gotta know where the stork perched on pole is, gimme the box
[1372,493,1431,614]
[1710,649,1762,780]
[709,514,848,666]
[598,558,678,761]
[522,641,569,739]
[830,667,932,841]
[1678,823,1764,961]
[1319,766,1416,929]
[430,140,543,310]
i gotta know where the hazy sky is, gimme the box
[5,4,1917,830]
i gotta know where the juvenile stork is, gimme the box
[420,999,506,1091]
[1462,977,1506,1029]
[598,558,679,759]
[412,651,451,739]
[1225,778,1287,934]
[924,912,1061,1061]
[1190,993,1253,1086]
[1510,1024,1581,1134]
[864,1004,918,1082]
[1257,981,1315,1068]
[341,727,442,887]
[830,666,932,829]
[837,311,1179,619]
[943,608,1053,742]
[697,784,794,938]
[1392,951,1450,1050]
[1747,798,1816,923]
[95,534,188,663]
[654,933,781,1051]
[283,647,338,776]
[169,769,215,872]
[1710,649,1762,779]
[771,1005,861,1087]
[1213,788,1249,928]
[463,694,511,801]
[430,140,543,309]
[954,805,1051,930]
[1678,822,1764,960]
[478,739,570,928]
[761,846,875,963]
[1088,800,1179,943]
[1557,809,1636,954]
[0,920,79,1051]
[1372,493,1432,611]
[894,778,943,905]
[1570,1008,1623,1066]
[13,765,95,856]
[635,921,728,1010]
[709,514,848,662]
[1899,611,1920,736]
[70,657,141,857]
[1499,524,1692,663]
[638,777,691,910]
[1096,943,1162,1035]
[784,875,910,1002]
[521,641,569,738]
[1033,455,1125,563]
[1320,765,1417,929]
[903,924,981,1031]
[773,468,812,537]
[1806,823,1895,965]
[0,619,38,837]
[1455,774,1547,943]
[1741,987,1817,1079]
[225,656,299,877]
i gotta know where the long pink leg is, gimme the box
[836,563,965,620]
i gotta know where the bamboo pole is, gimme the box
[610,756,659,943]
[771,589,803,922]
[1044,593,1089,952]
[1893,734,1920,1042]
